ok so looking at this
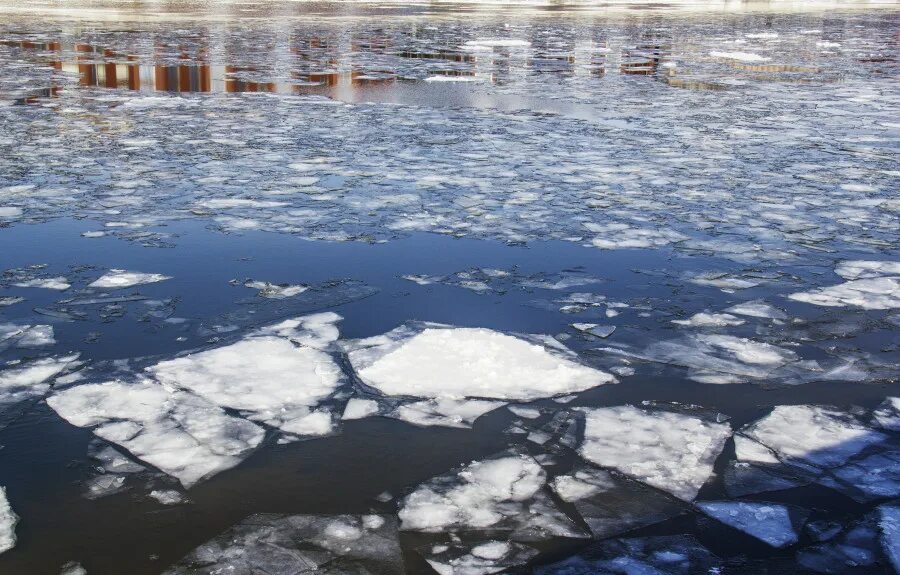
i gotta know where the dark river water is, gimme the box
[0,1,897,574]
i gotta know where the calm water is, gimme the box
[0,1,898,574]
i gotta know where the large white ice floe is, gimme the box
[243,280,308,299]
[48,379,265,487]
[398,450,585,540]
[345,323,614,401]
[737,405,888,470]
[11,276,70,290]
[0,487,16,555]
[88,269,172,289]
[162,513,404,574]
[696,501,801,547]
[732,404,900,502]
[578,406,731,501]
[149,335,343,436]
[47,313,345,486]
[789,260,900,310]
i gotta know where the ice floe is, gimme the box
[671,312,745,327]
[578,406,731,500]
[696,501,801,547]
[0,486,17,554]
[163,514,404,574]
[346,323,614,402]
[12,276,70,290]
[535,535,720,575]
[88,269,172,289]
[0,354,81,409]
[878,505,900,573]
[243,280,308,299]
[789,260,900,310]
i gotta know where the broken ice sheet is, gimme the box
[797,513,882,574]
[578,405,731,501]
[345,323,614,401]
[0,354,81,425]
[0,486,16,554]
[789,260,900,310]
[671,312,745,327]
[724,300,788,320]
[878,505,900,573]
[398,449,586,541]
[551,464,686,539]
[88,269,172,289]
[697,501,804,548]
[163,514,404,575]
[48,379,265,487]
[534,535,720,575]
[0,323,54,350]
[11,276,71,290]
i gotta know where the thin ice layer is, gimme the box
[163,514,404,575]
[878,505,900,573]
[0,354,80,407]
[578,406,731,501]
[346,324,613,401]
[535,535,720,575]
[424,540,538,575]
[697,501,799,547]
[47,379,265,487]
[789,261,900,310]
[0,486,16,554]
[88,269,172,289]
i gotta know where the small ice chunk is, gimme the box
[0,354,80,408]
[578,406,731,500]
[346,324,614,401]
[835,261,900,280]
[393,398,504,429]
[149,490,185,505]
[59,561,87,575]
[789,262,900,310]
[0,486,17,554]
[535,535,720,575]
[571,323,617,338]
[424,540,537,575]
[697,501,799,547]
[12,276,71,290]
[342,398,381,420]
[83,474,127,499]
[244,280,308,299]
[0,297,24,307]
[672,313,745,327]
[89,269,171,290]
[508,406,541,419]
[250,312,342,350]
[725,300,788,320]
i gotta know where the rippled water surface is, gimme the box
[0,1,898,574]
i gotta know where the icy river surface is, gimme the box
[0,0,898,573]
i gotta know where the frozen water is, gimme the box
[878,505,900,574]
[873,397,900,431]
[163,513,404,574]
[0,323,54,350]
[0,354,80,409]
[0,487,15,555]
[149,334,344,436]
[696,501,800,547]
[398,450,585,540]
[59,562,87,575]
[11,276,70,290]
[345,323,614,401]
[724,301,788,320]
[88,269,171,289]
[797,515,881,574]
[149,490,185,505]
[244,280,308,299]
[47,379,266,487]
[671,312,745,327]
[392,398,505,429]
[737,405,888,470]
[789,261,900,310]
[578,406,731,500]
[423,540,538,575]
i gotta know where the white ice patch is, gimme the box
[346,324,614,401]
[0,323,54,350]
[578,406,731,501]
[393,398,505,429]
[737,405,888,470]
[249,312,341,350]
[0,486,16,554]
[0,354,80,407]
[12,276,70,290]
[244,280,308,299]
[873,397,900,431]
[724,301,788,320]
[399,452,581,539]
[89,269,172,289]
[342,398,381,420]
[697,501,798,547]
[48,379,265,487]
[789,261,899,310]
[672,313,745,327]
[148,336,343,436]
